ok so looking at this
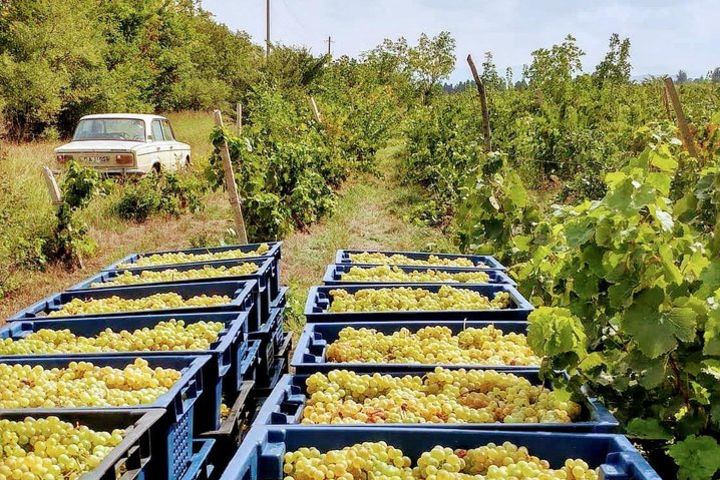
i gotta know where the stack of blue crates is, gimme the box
[217,249,663,480]
[1,241,285,480]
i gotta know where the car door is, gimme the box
[160,119,185,170]
[150,119,173,172]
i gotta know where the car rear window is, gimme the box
[73,119,146,142]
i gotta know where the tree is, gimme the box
[407,31,456,100]
[480,52,504,90]
[593,33,632,86]
[525,35,584,102]
[710,67,720,83]
[505,67,514,89]
[676,69,689,83]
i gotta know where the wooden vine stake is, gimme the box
[42,167,62,206]
[467,54,492,152]
[213,110,249,244]
[663,77,699,159]
[310,96,322,124]
[236,102,243,136]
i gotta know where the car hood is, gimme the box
[54,140,146,153]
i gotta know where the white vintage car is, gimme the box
[54,114,191,175]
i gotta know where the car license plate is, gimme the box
[82,155,110,164]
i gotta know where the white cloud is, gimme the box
[200,0,719,82]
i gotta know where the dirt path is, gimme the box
[280,141,455,333]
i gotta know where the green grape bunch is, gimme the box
[341,265,490,284]
[302,368,580,425]
[48,293,231,317]
[0,417,125,480]
[119,243,270,268]
[0,358,180,409]
[282,441,598,480]
[92,263,258,288]
[349,252,485,268]
[0,320,224,355]
[325,325,539,366]
[328,286,511,313]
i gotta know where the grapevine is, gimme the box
[91,263,258,288]
[47,293,231,317]
[325,325,539,366]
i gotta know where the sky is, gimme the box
[200,0,719,83]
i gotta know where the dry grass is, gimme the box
[281,140,454,334]
[0,111,227,320]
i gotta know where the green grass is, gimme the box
[281,140,455,334]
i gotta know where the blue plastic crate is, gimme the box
[238,339,262,389]
[270,286,288,310]
[199,380,255,472]
[256,345,289,392]
[304,283,533,322]
[291,320,534,374]
[10,280,258,325]
[182,439,216,480]
[254,372,618,432]
[335,249,506,270]
[323,263,516,286]
[104,242,282,295]
[221,427,661,480]
[71,257,275,328]
[0,312,249,432]
[0,355,208,480]
[0,409,164,480]
[250,307,285,378]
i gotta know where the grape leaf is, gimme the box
[527,307,587,358]
[668,435,720,480]
[703,308,720,356]
[625,418,672,440]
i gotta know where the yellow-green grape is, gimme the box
[92,263,258,288]
[349,252,484,268]
[0,417,125,480]
[48,293,232,317]
[283,441,413,480]
[326,325,539,366]
[327,286,511,313]
[341,265,490,284]
[0,358,181,408]
[301,368,580,425]
[0,319,225,355]
[120,243,270,268]
[282,441,598,480]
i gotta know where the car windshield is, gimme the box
[73,119,146,142]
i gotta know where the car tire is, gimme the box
[152,163,162,174]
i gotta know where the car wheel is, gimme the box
[152,163,162,174]
[185,156,191,168]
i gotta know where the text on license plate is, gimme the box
[82,155,110,164]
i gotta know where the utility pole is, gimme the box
[265,0,271,60]
[327,36,332,56]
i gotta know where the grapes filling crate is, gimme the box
[335,249,506,270]
[322,263,516,286]
[104,242,282,295]
[253,371,618,432]
[219,427,662,480]
[291,321,536,374]
[71,257,276,329]
[0,312,250,416]
[304,283,533,322]
[0,356,208,479]
[9,280,257,325]
[0,409,165,480]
